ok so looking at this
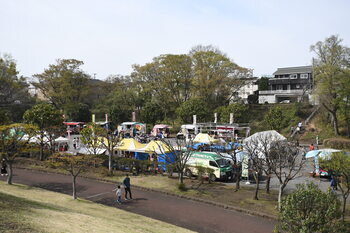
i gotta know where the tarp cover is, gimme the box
[137,140,172,154]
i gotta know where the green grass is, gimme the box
[0,182,193,233]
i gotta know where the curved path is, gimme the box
[1,169,275,233]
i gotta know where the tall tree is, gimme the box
[190,45,249,110]
[0,54,34,122]
[33,59,91,118]
[310,35,350,135]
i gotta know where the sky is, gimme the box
[1,0,350,79]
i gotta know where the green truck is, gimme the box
[185,151,232,182]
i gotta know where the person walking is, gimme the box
[123,174,132,200]
[330,176,338,191]
[1,159,8,176]
[112,185,122,204]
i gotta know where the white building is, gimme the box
[231,78,258,104]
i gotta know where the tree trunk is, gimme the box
[72,175,77,199]
[108,152,112,174]
[179,171,184,184]
[278,184,286,210]
[333,112,340,136]
[266,175,271,194]
[254,175,259,200]
[341,195,347,222]
[40,143,44,161]
[235,172,240,191]
[6,162,13,185]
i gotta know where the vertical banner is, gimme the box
[105,113,108,123]
[132,112,136,122]
[193,115,197,125]
[229,113,234,124]
[92,114,95,123]
[214,113,217,123]
[241,153,249,179]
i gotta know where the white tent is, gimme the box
[78,147,107,155]
[54,136,69,143]
[243,130,287,158]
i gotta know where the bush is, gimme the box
[177,183,187,191]
[323,138,350,149]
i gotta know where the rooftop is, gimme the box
[273,66,312,75]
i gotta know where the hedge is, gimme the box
[323,138,350,150]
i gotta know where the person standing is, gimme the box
[330,176,338,191]
[1,159,8,176]
[309,143,315,151]
[123,174,132,200]
[112,185,122,204]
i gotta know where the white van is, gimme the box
[185,151,232,181]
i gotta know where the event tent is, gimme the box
[115,138,145,152]
[54,136,69,143]
[243,130,287,158]
[193,133,219,144]
[137,140,172,154]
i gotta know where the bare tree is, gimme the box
[244,130,287,199]
[160,138,193,184]
[49,152,102,199]
[269,141,305,210]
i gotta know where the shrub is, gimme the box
[323,138,350,149]
[177,183,187,191]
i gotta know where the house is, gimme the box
[258,66,313,104]
[231,77,259,104]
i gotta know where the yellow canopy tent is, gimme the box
[193,133,219,144]
[115,138,146,152]
[137,140,172,154]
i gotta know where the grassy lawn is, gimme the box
[0,181,193,233]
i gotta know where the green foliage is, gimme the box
[311,35,350,136]
[264,106,286,132]
[64,103,91,122]
[216,103,248,123]
[323,138,350,149]
[0,54,35,122]
[140,102,164,125]
[257,77,269,91]
[275,183,343,233]
[176,98,210,123]
[33,59,91,118]
[23,103,62,129]
[320,152,350,221]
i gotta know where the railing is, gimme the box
[259,89,304,95]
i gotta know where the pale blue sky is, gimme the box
[1,0,349,79]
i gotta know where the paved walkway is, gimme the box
[1,168,275,233]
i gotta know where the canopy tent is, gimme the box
[193,133,219,144]
[243,130,287,158]
[54,136,69,143]
[137,140,172,154]
[305,148,342,159]
[22,134,50,144]
[78,147,107,155]
[305,148,342,175]
[116,138,145,152]
[151,124,172,137]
